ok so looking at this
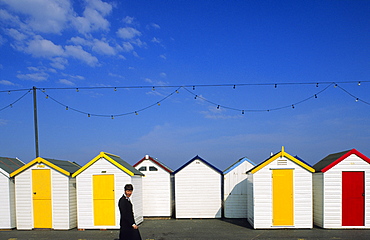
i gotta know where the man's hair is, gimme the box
[124,184,134,191]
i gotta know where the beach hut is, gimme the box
[174,155,223,218]
[72,152,144,229]
[10,157,80,230]
[246,147,315,229]
[0,157,24,229]
[313,149,370,228]
[133,155,174,218]
[223,157,255,218]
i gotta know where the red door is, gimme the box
[342,171,365,226]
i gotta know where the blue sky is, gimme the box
[1,0,369,170]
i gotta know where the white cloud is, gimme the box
[17,72,49,82]
[122,16,134,25]
[92,39,115,55]
[50,57,68,70]
[151,37,161,44]
[147,23,160,30]
[159,72,167,78]
[5,28,27,41]
[0,80,15,85]
[117,27,141,40]
[25,36,64,58]
[121,42,134,52]
[1,0,73,34]
[159,54,166,60]
[58,79,75,86]
[64,45,98,66]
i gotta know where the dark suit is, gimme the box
[118,195,142,240]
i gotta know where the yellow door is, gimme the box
[272,169,294,226]
[93,175,115,226]
[32,169,52,228]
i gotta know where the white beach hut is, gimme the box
[10,157,80,230]
[223,157,255,218]
[72,152,144,229]
[133,155,174,218]
[313,149,370,228]
[0,157,24,229]
[246,147,315,229]
[174,155,223,218]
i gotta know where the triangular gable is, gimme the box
[134,155,173,174]
[72,152,144,177]
[248,147,315,174]
[10,157,79,177]
[313,149,370,173]
[0,157,24,175]
[223,157,255,174]
[173,155,222,175]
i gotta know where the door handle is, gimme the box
[363,193,365,197]
[33,192,36,194]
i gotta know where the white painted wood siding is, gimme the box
[224,161,254,218]
[131,176,143,224]
[250,157,313,229]
[135,160,172,217]
[15,168,32,230]
[0,173,15,229]
[175,160,222,218]
[76,158,142,229]
[317,154,370,228]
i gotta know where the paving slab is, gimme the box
[1,219,369,240]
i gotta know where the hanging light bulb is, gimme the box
[114,87,117,91]
[135,111,138,115]
[193,86,195,90]
[76,88,79,92]
[356,98,359,102]
[42,88,46,92]
[292,104,295,109]
[10,104,13,108]
[176,90,179,93]
[314,94,317,98]
[88,114,91,117]
[217,105,220,109]
[242,110,245,114]
[111,115,114,119]
[46,95,49,99]
[66,106,69,110]
[274,84,277,88]
[316,83,319,87]
[194,95,197,99]
[157,102,161,106]
[152,87,155,91]
[358,81,361,86]
[8,91,10,94]
[334,84,337,88]
[233,85,236,89]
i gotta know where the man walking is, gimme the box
[118,184,142,240]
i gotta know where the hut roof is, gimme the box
[313,148,370,173]
[133,155,173,173]
[10,157,81,177]
[247,146,315,174]
[223,157,255,174]
[173,155,222,175]
[72,152,144,177]
[0,157,24,176]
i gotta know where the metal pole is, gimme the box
[33,86,39,157]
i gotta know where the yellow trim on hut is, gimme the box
[10,157,71,177]
[72,152,134,177]
[250,146,315,174]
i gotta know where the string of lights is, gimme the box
[39,86,182,118]
[0,81,368,116]
[183,83,334,113]
[0,89,31,112]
